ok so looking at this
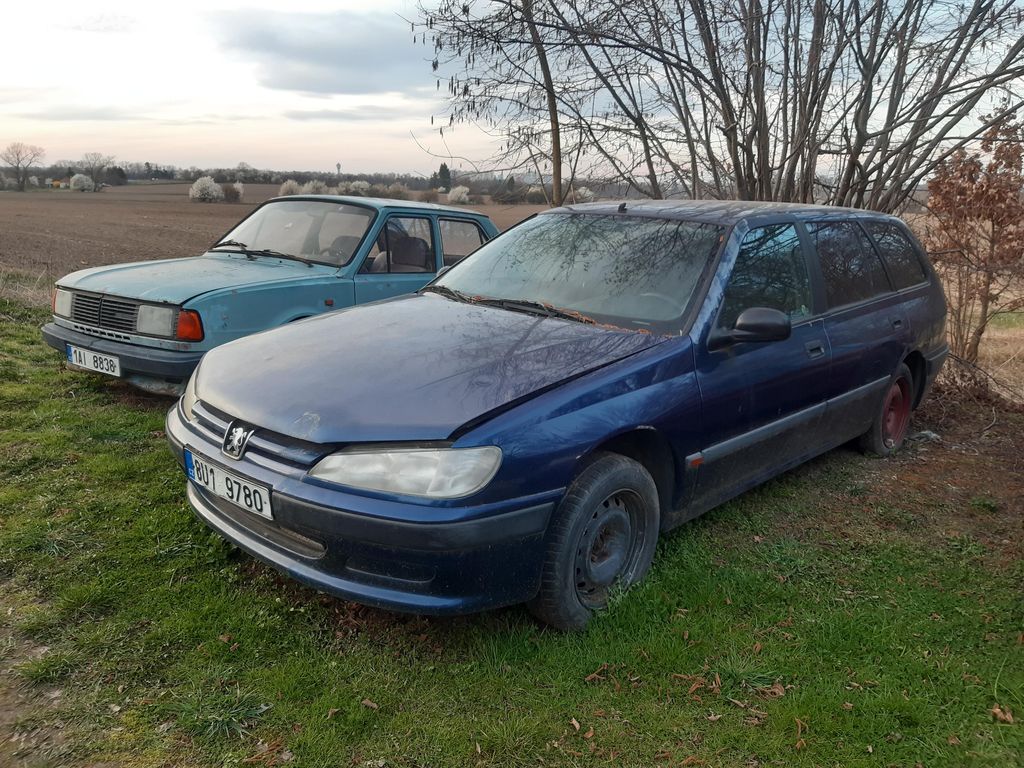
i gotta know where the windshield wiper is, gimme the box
[474,297,595,324]
[211,239,248,251]
[421,285,476,303]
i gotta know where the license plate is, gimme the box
[66,344,121,377]
[184,448,273,519]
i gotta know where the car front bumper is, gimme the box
[42,322,204,390]
[165,405,559,616]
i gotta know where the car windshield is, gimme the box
[435,213,724,332]
[214,200,375,267]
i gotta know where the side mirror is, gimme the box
[709,306,791,349]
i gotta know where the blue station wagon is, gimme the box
[165,201,948,629]
[42,196,497,394]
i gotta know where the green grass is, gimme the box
[1,298,1021,767]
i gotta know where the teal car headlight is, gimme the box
[308,446,502,498]
[137,304,178,337]
[180,370,199,421]
[53,288,72,318]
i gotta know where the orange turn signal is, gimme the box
[175,309,204,341]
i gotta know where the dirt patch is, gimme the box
[0,185,544,295]
[0,601,67,768]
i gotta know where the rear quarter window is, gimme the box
[811,221,892,308]
[864,222,928,289]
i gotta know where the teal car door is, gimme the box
[353,214,439,303]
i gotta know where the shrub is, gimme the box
[188,176,223,202]
[420,189,439,203]
[335,182,351,195]
[349,180,370,196]
[447,185,470,204]
[28,176,39,188]
[573,186,596,203]
[233,182,245,202]
[70,173,95,192]
[526,185,547,204]
[278,179,301,196]
[221,183,240,203]
[300,179,329,195]
[386,183,409,200]
[369,184,389,197]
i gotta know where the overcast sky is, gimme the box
[1,0,494,174]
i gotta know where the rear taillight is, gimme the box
[175,310,204,341]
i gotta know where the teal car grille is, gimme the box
[71,292,139,333]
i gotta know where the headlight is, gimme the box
[136,304,177,337]
[53,288,72,318]
[180,370,199,421]
[308,446,502,498]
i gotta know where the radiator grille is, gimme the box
[70,293,139,333]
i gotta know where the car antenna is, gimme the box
[618,202,627,213]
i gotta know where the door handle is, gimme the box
[805,341,826,359]
[891,317,903,330]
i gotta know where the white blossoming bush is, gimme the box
[189,176,223,202]
[447,185,470,204]
[574,186,596,203]
[233,182,245,201]
[526,185,547,204]
[278,179,301,196]
[387,183,410,200]
[28,176,39,188]
[70,173,95,192]
[300,179,329,194]
[335,182,351,194]
[349,180,371,196]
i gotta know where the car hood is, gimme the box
[58,253,329,305]
[196,294,663,443]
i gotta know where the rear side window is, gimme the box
[812,221,891,308]
[864,222,928,289]
[439,219,487,267]
[718,224,813,329]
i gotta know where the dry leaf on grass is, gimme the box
[947,735,961,745]
[361,699,379,710]
[570,717,581,731]
[757,681,786,699]
[991,704,1014,723]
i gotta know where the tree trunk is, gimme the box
[523,0,563,206]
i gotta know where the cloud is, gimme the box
[284,107,396,122]
[212,10,434,97]
[14,106,149,122]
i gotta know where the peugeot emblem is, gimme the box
[222,422,255,460]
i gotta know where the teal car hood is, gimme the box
[57,253,331,305]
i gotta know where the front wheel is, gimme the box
[528,452,660,630]
[859,362,915,457]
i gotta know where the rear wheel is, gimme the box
[528,453,659,630]
[859,362,914,456]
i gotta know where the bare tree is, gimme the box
[420,1,581,204]
[80,152,115,190]
[0,142,46,191]
[422,0,1024,212]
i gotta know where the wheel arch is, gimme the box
[582,427,676,524]
[903,350,927,408]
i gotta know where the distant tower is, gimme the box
[336,162,341,181]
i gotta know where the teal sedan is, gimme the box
[42,196,497,394]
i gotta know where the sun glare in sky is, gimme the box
[1,0,493,173]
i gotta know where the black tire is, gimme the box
[859,362,915,457]
[528,452,660,630]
